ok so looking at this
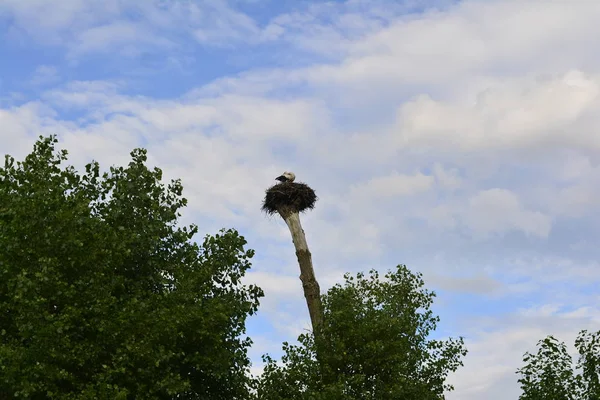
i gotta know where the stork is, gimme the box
[275,171,296,183]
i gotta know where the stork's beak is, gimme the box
[275,175,286,181]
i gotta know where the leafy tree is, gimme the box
[0,136,263,399]
[576,330,600,400]
[517,335,579,400]
[256,265,467,400]
[517,330,600,400]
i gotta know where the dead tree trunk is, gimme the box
[262,181,323,335]
[278,206,323,333]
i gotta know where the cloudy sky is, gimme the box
[2,0,600,397]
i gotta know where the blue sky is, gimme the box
[2,0,600,398]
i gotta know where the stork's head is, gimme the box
[275,171,296,183]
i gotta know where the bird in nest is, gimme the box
[275,171,296,183]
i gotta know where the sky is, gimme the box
[1,0,600,398]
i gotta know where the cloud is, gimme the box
[0,0,261,62]
[0,101,61,158]
[2,1,600,398]
[350,171,435,199]
[449,304,600,400]
[2,81,332,237]
[245,271,301,300]
[30,65,60,86]
[424,273,502,295]
[463,189,552,239]
[433,163,462,189]
[190,0,260,46]
[0,0,120,45]
[67,21,174,59]
[394,71,600,154]
[306,1,600,86]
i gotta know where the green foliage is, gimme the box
[256,265,467,400]
[517,330,600,400]
[0,136,263,399]
[517,335,579,400]
[575,330,600,400]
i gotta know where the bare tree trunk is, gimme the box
[279,208,323,333]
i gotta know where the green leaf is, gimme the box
[0,136,263,399]
[256,265,467,400]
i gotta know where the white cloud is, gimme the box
[0,0,120,45]
[30,65,60,86]
[67,21,174,59]
[449,305,600,400]
[463,189,552,238]
[245,271,301,299]
[0,0,262,61]
[0,102,62,159]
[507,256,600,286]
[350,171,435,198]
[394,71,600,153]
[1,83,332,236]
[191,0,260,46]
[425,204,458,230]
[3,1,600,398]
[424,272,502,295]
[307,1,600,86]
[433,163,462,189]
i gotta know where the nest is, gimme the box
[261,182,317,216]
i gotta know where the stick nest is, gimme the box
[262,182,317,215]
